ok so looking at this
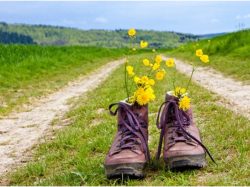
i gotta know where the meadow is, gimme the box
[7,54,249,186]
[0,27,249,186]
[167,29,250,83]
[0,45,126,116]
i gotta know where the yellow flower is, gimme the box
[166,58,175,67]
[134,76,140,84]
[126,65,134,76]
[200,54,209,63]
[152,49,156,53]
[174,87,180,95]
[126,65,133,72]
[152,63,160,71]
[148,79,155,86]
[181,88,186,95]
[179,95,191,111]
[135,87,155,106]
[145,86,156,100]
[140,40,148,48]
[136,76,155,86]
[143,58,150,66]
[137,92,150,106]
[141,76,149,83]
[135,87,144,95]
[174,87,186,97]
[196,49,203,57]
[128,28,136,37]
[128,95,135,104]
[155,70,165,80]
[155,55,162,64]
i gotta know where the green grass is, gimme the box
[0,45,126,116]
[7,54,249,185]
[166,29,250,83]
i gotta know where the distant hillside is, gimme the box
[195,29,250,55]
[167,29,250,82]
[171,29,250,58]
[0,22,198,48]
[198,32,227,39]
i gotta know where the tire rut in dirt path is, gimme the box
[0,59,125,180]
[163,56,250,120]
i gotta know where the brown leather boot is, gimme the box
[104,101,150,178]
[156,94,215,170]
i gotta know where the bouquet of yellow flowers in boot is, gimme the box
[104,28,166,178]
[155,48,216,170]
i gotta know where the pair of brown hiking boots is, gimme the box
[104,93,215,179]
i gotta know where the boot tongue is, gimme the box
[118,118,141,151]
[165,99,192,144]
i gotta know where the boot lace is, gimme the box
[155,98,216,163]
[109,102,150,161]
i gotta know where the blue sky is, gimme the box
[0,1,250,34]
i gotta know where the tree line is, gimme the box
[0,30,35,44]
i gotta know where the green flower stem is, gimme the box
[186,65,195,91]
[147,68,154,77]
[172,66,177,91]
[124,37,134,100]
[124,59,129,100]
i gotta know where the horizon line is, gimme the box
[1,21,245,36]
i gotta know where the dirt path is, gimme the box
[163,56,250,120]
[0,59,125,179]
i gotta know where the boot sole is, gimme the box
[104,162,146,179]
[165,154,206,170]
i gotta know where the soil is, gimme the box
[164,57,250,120]
[0,59,125,180]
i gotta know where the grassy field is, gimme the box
[0,45,127,116]
[7,54,249,185]
[166,29,250,83]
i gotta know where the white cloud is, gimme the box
[94,17,108,24]
[236,15,241,20]
[243,14,250,19]
[236,13,250,20]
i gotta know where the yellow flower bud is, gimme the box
[200,54,209,63]
[143,59,150,66]
[179,96,191,111]
[196,49,203,57]
[140,40,148,48]
[128,28,136,37]
[166,58,175,67]
[155,55,162,64]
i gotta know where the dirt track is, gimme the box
[0,59,125,179]
[163,57,250,120]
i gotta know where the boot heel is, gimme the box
[165,154,206,170]
[105,163,145,179]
